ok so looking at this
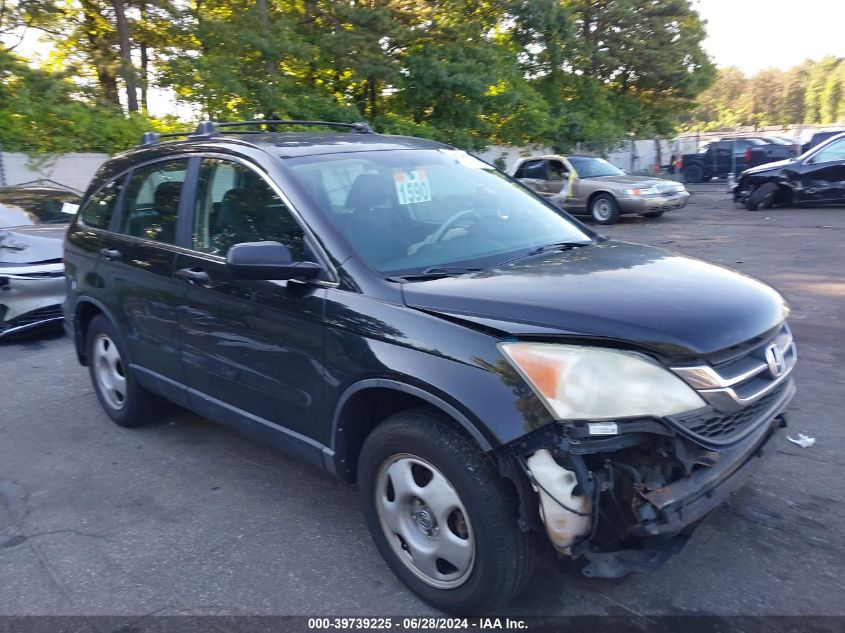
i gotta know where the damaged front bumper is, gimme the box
[0,262,65,339]
[504,379,794,579]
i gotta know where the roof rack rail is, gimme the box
[138,119,374,147]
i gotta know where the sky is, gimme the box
[694,0,845,75]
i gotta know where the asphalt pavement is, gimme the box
[1,183,844,617]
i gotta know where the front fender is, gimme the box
[322,289,556,454]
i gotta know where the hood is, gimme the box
[742,158,795,176]
[585,175,682,188]
[403,241,787,358]
[0,224,67,265]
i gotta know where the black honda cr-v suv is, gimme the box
[64,120,796,614]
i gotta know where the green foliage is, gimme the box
[689,57,845,130]
[2,0,717,154]
[0,50,177,153]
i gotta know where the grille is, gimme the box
[8,304,64,328]
[671,323,796,414]
[671,385,784,442]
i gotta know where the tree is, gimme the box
[0,48,173,153]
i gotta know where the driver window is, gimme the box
[548,160,567,181]
[192,159,306,259]
[812,139,845,164]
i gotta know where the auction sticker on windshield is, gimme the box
[393,169,432,205]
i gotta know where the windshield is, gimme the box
[0,189,80,228]
[567,157,625,178]
[287,149,592,276]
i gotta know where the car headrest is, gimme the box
[223,188,264,210]
[345,173,393,210]
[154,181,182,215]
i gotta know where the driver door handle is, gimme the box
[99,248,122,260]
[176,267,210,284]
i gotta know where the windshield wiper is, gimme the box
[486,241,591,269]
[387,266,483,282]
[525,241,590,256]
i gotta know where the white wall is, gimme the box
[0,152,108,192]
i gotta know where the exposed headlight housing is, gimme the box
[499,342,706,420]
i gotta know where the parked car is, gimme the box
[0,184,81,339]
[64,120,796,614]
[746,136,801,168]
[734,131,845,210]
[677,137,797,182]
[802,129,845,153]
[512,155,689,224]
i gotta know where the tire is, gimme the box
[357,409,541,615]
[86,314,162,428]
[643,210,665,219]
[682,164,704,183]
[746,182,780,211]
[589,193,620,225]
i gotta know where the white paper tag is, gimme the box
[393,169,432,205]
[60,202,80,215]
[587,421,618,436]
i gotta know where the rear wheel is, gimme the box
[87,315,162,428]
[682,164,704,183]
[746,182,780,210]
[357,409,540,614]
[589,193,620,225]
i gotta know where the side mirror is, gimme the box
[226,241,322,281]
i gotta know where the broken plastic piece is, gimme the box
[787,433,815,448]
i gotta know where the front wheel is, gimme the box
[357,410,540,614]
[87,314,163,428]
[589,193,620,225]
[746,182,780,210]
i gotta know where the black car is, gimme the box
[63,120,796,614]
[734,132,845,210]
[801,129,845,154]
[678,137,799,182]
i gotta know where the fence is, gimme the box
[0,151,108,192]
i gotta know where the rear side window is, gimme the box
[192,158,306,259]
[80,179,122,229]
[514,159,547,179]
[120,160,188,244]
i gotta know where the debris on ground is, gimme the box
[787,434,816,448]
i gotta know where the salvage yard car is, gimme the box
[734,131,845,210]
[512,155,688,224]
[0,184,80,339]
[64,121,796,614]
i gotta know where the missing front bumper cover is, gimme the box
[507,381,792,578]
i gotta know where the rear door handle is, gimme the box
[99,248,122,260]
[177,267,210,284]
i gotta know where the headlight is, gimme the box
[624,186,659,196]
[499,342,706,420]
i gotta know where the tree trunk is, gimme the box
[80,0,121,108]
[139,2,148,111]
[255,0,276,77]
[112,0,139,112]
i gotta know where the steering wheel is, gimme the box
[429,210,481,244]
